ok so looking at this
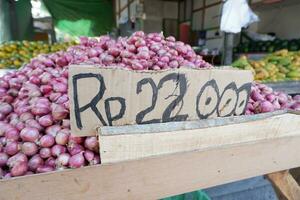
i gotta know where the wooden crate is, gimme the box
[1,111,300,200]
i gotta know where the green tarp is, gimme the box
[43,0,114,37]
[14,0,34,40]
[0,0,33,42]
[0,0,11,42]
[161,190,210,200]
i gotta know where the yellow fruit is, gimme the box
[13,60,21,66]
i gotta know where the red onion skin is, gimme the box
[39,147,52,159]
[40,72,52,84]
[25,171,34,175]
[51,103,68,121]
[0,103,12,115]
[36,166,54,173]
[29,76,41,85]
[278,93,288,104]
[293,95,300,102]
[40,85,53,94]
[39,135,55,148]
[68,143,84,156]
[51,144,66,157]
[11,161,28,177]
[0,152,8,167]
[56,153,70,168]
[5,141,20,156]
[5,128,20,142]
[0,95,14,104]
[20,127,39,142]
[55,132,69,145]
[45,125,61,137]
[45,157,56,168]
[52,82,67,93]
[259,100,274,113]
[59,128,70,135]
[0,113,6,121]
[69,152,85,168]
[7,153,28,168]
[49,92,61,102]
[62,119,70,128]
[281,103,290,109]
[251,90,264,102]
[28,155,44,171]
[266,94,276,102]
[38,114,53,127]
[69,135,84,144]
[15,121,25,131]
[291,103,300,111]
[25,119,43,131]
[9,118,19,127]
[21,142,38,156]
[0,122,9,136]
[0,137,7,146]
[90,154,100,165]
[246,103,254,112]
[273,99,281,110]
[84,137,99,151]
[3,172,11,179]
[84,150,94,162]
[20,112,34,122]
[31,105,51,116]
[55,94,68,104]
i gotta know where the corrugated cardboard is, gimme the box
[69,65,253,136]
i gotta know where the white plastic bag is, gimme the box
[246,31,275,41]
[220,0,259,33]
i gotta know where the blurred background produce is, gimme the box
[232,49,300,82]
[234,39,300,54]
[0,41,76,69]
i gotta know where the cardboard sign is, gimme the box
[69,65,253,136]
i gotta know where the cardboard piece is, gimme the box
[69,65,253,136]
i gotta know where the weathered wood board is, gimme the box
[99,111,300,163]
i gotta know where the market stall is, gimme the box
[1,0,300,199]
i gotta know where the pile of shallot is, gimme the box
[0,32,212,178]
[246,82,300,114]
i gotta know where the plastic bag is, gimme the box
[246,31,275,41]
[220,0,259,33]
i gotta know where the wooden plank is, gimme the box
[267,171,300,200]
[100,110,287,135]
[1,135,300,200]
[99,112,300,163]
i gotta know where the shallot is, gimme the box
[69,152,85,168]
[20,127,39,142]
